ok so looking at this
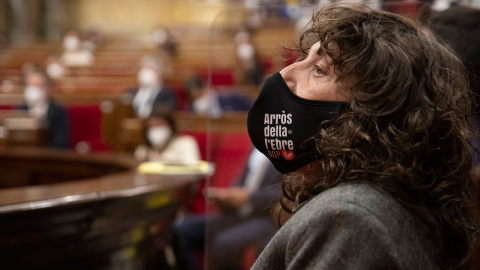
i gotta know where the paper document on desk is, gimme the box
[137,160,214,176]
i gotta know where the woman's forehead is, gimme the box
[307,42,336,64]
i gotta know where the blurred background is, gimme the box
[0,0,479,269]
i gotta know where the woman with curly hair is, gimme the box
[246,3,480,269]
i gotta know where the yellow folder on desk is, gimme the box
[137,161,212,175]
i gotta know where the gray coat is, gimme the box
[251,183,442,270]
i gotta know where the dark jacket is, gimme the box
[130,86,177,113]
[19,101,70,149]
[217,94,253,112]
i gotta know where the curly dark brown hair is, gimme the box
[275,4,480,269]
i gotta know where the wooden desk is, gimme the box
[0,147,205,270]
[0,111,46,147]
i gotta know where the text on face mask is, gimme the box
[264,112,294,158]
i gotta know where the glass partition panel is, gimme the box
[196,1,480,269]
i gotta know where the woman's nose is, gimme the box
[279,62,298,93]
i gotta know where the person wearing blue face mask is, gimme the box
[247,4,480,270]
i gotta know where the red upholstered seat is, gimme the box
[182,131,251,188]
[67,105,110,152]
[209,132,252,188]
[180,131,217,214]
[171,84,188,111]
[197,69,235,86]
[180,131,252,213]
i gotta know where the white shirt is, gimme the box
[244,148,270,192]
[132,84,162,119]
[135,135,201,165]
[61,50,94,67]
[239,149,271,217]
[28,102,49,119]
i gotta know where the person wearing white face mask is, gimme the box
[133,109,200,165]
[63,33,81,51]
[61,30,94,67]
[235,37,265,86]
[19,69,69,149]
[152,26,178,57]
[45,53,68,79]
[130,56,177,119]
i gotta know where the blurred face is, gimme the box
[138,66,160,86]
[63,33,81,51]
[24,73,49,105]
[189,86,207,101]
[280,42,352,102]
[147,117,172,149]
[147,117,168,129]
[27,73,47,87]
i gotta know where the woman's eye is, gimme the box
[315,65,324,75]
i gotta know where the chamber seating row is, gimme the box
[0,95,252,194]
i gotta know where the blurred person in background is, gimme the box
[130,56,177,119]
[134,107,200,165]
[234,32,265,86]
[61,30,94,67]
[45,53,68,80]
[19,69,69,149]
[184,75,253,118]
[19,61,40,86]
[175,148,282,270]
[82,27,104,52]
[152,25,178,57]
[233,26,251,46]
[0,79,16,93]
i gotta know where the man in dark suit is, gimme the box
[20,69,69,149]
[131,56,176,119]
[175,148,282,270]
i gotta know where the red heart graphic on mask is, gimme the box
[281,149,295,161]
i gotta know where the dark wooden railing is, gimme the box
[0,147,206,270]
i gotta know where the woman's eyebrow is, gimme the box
[320,57,335,73]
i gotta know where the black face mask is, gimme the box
[247,72,350,174]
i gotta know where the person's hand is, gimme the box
[205,187,250,211]
[221,187,250,209]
